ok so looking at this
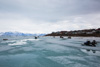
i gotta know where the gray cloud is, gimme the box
[1,0,100,21]
[0,0,100,33]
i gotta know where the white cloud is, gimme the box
[0,0,100,33]
[0,12,100,33]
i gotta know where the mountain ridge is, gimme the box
[0,32,46,36]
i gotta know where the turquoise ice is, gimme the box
[0,36,100,67]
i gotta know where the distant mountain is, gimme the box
[0,32,46,36]
[0,32,4,36]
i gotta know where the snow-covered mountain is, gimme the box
[0,32,46,36]
[0,32,4,36]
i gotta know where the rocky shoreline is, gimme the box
[45,28,100,37]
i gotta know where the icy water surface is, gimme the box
[0,36,100,67]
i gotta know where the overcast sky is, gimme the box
[0,0,100,33]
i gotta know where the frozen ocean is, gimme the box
[0,36,100,67]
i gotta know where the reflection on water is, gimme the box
[0,36,100,67]
[86,49,96,53]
